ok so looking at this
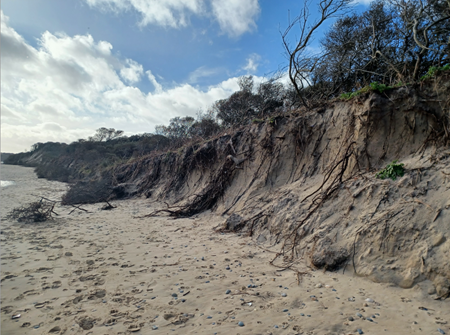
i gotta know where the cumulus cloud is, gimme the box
[84,0,260,37]
[0,11,240,153]
[120,59,144,84]
[243,53,261,73]
[210,0,260,37]
[84,0,203,28]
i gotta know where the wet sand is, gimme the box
[1,164,448,335]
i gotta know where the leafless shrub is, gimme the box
[6,200,57,223]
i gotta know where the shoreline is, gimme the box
[1,165,448,335]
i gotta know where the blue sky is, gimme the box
[1,0,370,153]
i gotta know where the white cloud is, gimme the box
[146,70,163,93]
[120,59,144,84]
[84,0,204,28]
[0,11,240,153]
[210,0,260,37]
[84,0,260,37]
[188,66,222,83]
[243,53,261,73]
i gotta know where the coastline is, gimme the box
[1,165,448,335]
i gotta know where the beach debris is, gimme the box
[11,313,21,319]
[6,200,57,223]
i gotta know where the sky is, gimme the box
[1,0,371,153]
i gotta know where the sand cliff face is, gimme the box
[112,77,450,297]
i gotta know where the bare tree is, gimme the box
[386,0,450,80]
[282,0,353,107]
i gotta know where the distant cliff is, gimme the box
[4,134,169,182]
[1,152,13,162]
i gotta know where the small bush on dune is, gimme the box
[376,160,405,180]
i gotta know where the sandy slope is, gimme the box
[1,165,449,335]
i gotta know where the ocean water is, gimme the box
[1,180,15,187]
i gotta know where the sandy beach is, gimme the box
[1,164,449,335]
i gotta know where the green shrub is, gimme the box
[369,81,389,93]
[420,64,450,81]
[376,160,405,180]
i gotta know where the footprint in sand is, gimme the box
[51,281,62,289]
[76,316,96,330]
[87,289,106,300]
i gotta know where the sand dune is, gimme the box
[1,165,449,335]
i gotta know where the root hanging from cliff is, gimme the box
[271,140,357,268]
[141,158,237,218]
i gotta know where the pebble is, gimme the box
[300,313,305,316]
[356,313,363,318]
[207,316,212,319]
[357,329,364,334]
[348,317,354,321]
[366,318,373,322]
[238,321,244,327]
[274,325,279,328]
[365,298,374,303]
[281,293,287,297]
[225,289,231,294]
[438,329,446,335]
[171,293,178,297]
[283,309,289,312]
[316,283,322,288]
[152,325,158,330]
